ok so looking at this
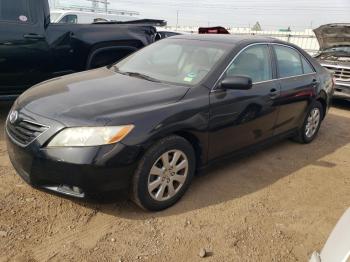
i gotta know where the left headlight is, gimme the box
[47,125,134,147]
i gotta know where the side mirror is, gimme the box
[220,76,253,90]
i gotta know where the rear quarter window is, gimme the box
[301,56,315,74]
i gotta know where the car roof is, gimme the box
[170,34,285,46]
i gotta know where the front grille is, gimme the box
[7,119,49,146]
[323,64,350,82]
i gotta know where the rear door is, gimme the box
[272,45,318,135]
[209,44,281,159]
[0,0,50,97]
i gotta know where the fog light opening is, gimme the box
[44,185,85,198]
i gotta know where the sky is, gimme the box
[53,0,350,30]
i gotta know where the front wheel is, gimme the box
[294,101,323,144]
[131,136,196,211]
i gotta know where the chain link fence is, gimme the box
[230,29,320,56]
[166,26,320,56]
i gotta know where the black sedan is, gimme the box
[5,35,334,211]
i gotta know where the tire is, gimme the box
[293,101,323,144]
[131,136,196,211]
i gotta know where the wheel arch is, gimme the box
[173,130,204,170]
[139,129,208,171]
[317,90,328,120]
[86,45,138,70]
[85,40,144,69]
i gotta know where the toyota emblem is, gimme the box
[9,110,18,124]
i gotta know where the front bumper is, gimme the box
[5,116,141,197]
[333,82,350,99]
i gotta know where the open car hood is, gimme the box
[314,24,350,50]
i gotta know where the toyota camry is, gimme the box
[6,35,334,211]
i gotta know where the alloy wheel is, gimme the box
[147,150,189,202]
[305,108,321,138]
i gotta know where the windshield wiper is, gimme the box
[123,71,162,83]
[111,67,162,83]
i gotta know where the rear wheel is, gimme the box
[131,136,195,211]
[294,101,323,144]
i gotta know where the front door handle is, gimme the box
[269,88,279,99]
[0,41,12,45]
[23,33,45,40]
[312,79,320,87]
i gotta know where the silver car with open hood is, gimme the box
[314,24,350,99]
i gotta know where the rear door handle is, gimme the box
[269,88,280,99]
[23,33,45,40]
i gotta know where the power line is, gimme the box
[108,0,350,29]
[116,0,350,11]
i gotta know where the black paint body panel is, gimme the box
[0,0,155,98]
[5,35,334,194]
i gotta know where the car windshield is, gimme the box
[50,12,62,23]
[113,39,231,86]
[323,46,350,54]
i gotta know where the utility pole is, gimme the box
[53,0,59,8]
[176,10,179,32]
[89,0,98,12]
[86,0,109,13]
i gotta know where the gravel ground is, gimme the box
[1,100,350,262]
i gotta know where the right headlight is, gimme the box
[47,125,134,147]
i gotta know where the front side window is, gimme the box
[114,39,230,86]
[275,45,304,78]
[226,45,272,83]
[0,0,32,23]
[59,15,78,24]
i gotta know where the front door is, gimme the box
[0,0,50,97]
[209,44,280,160]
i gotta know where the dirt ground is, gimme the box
[1,100,350,262]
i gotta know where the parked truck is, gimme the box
[314,24,350,100]
[0,0,159,99]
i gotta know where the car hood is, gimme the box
[314,24,350,50]
[17,68,190,126]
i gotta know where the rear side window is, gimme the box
[226,44,272,83]
[301,56,315,74]
[274,46,303,78]
[0,0,32,23]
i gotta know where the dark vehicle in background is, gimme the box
[154,30,182,41]
[314,24,350,99]
[199,26,230,34]
[6,35,334,211]
[0,0,158,99]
